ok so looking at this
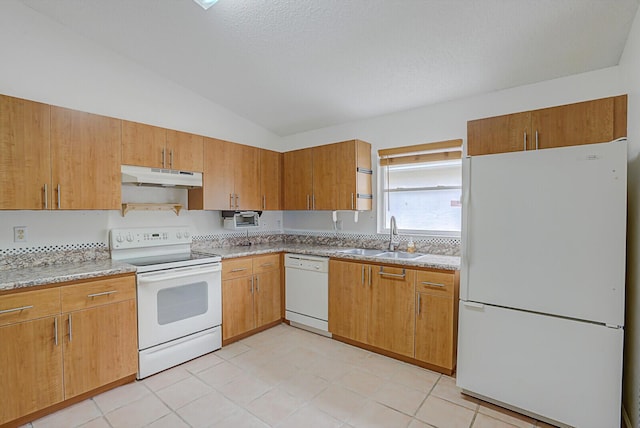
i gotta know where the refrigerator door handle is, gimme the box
[462,301,485,310]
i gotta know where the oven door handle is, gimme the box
[137,264,221,283]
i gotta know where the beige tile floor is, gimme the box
[22,323,556,428]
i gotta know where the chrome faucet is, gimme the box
[388,216,399,251]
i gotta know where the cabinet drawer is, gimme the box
[0,288,60,326]
[415,270,454,295]
[252,254,280,274]
[61,275,136,312]
[222,258,253,280]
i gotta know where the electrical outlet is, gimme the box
[13,226,27,243]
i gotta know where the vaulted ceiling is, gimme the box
[20,0,639,136]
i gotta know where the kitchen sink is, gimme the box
[337,248,385,256]
[375,251,425,259]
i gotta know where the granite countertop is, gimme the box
[0,260,137,292]
[195,243,461,271]
[0,243,459,293]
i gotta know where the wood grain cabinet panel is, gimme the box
[415,292,454,370]
[283,148,314,210]
[166,129,204,172]
[121,120,166,168]
[467,95,627,156]
[0,287,60,327]
[259,149,283,210]
[0,316,63,425]
[328,260,370,344]
[0,95,51,210]
[234,143,260,210]
[222,255,283,343]
[50,106,121,210]
[62,299,138,399]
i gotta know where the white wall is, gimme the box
[0,0,280,150]
[282,66,625,234]
[619,5,640,426]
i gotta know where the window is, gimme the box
[378,139,462,236]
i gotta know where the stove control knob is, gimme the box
[116,234,124,243]
[184,231,190,238]
[126,234,134,242]
[176,231,182,239]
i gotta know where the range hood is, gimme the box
[121,165,202,188]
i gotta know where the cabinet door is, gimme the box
[193,137,236,210]
[532,97,615,150]
[467,112,531,156]
[415,292,454,369]
[222,277,255,340]
[260,149,283,210]
[50,107,121,210]
[0,316,63,425]
[234,144,261,210]
[63,300,138,399]
[121,120,166,168]
[371,266,416,357]
[166,130,203,172]
[335,140,372,211]
[312,143,338,210]
[328,260,369,343]
[283,148,313,210]
[254,268,281,327]
[0,95,51,210]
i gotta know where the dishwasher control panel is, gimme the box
[284,254,329,272]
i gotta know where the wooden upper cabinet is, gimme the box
[190,138,261,210]
[259,149,283,210]
[166,130,203,172]
[121,120,166,168]
[0,95,51,210]
[312,143,338,210]
[283,148,313,210]
[50,106,121,210]
[532,97,621,150]
[467,112,532,156]
[234,143,260,210]
[283,140,372,211]
[336,140,372,210]
[467,95,627,156]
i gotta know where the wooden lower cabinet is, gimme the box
[0,275,138,427]
[222,254,282,343]
[0,316,63,425]
[62,299,138,399]
[329,258,458,374]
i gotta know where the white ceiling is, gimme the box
[19,0,639,136]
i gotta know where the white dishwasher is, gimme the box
[285,253,330,335]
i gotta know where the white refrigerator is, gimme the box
[457,140,627,428]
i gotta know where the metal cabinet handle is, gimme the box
[420,281,445,288]
[306,194,310,210]
[351,193,354,210]
[162,148,166,168]
[68,314,72,342]
[87,290,118,298]
[229,194,234,209]
[535,130,539,150]
[230,267,247,272]
[312,194,316,210]
[523,131,527,151]
[263,195,266,210]
[361,265,365,285]
[378,267,406,278]
[170,149,174,169]
[236,194,240,208]
[261,263,274,268]
[255,276,260,292]
[0,305,33,315]
[44,184,48,209]
[57,184,61,209]
[368,266,372,287]
[417,293,421,315]
[250,276,254,293]
[54,317,58,346]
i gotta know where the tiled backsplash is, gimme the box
[0,231,460,271]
